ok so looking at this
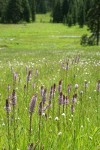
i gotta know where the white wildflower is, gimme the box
[62,113,65,117]
[55,117,59,121]
[58,132,62,136]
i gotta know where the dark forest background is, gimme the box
[0,0,99,45]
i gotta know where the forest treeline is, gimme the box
[0,0,100,45]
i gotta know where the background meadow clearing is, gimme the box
[0,14,100,150]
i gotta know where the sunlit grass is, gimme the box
[0,14,100,150]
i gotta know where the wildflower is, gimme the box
[58,132,62,136]
[5,99,11,112]
[58,92,63,105]
[62,113,65,117]
[11,90,17,106]
[13,72,18,81]
[53,83,56,92]
[29,95,37,113]
[42,88,47,105]
[58,80,62,93]
[72,94,77,103]
[27,70,32,82]
[80,90,83,95]
[65,96,69,105]
[2,122,5,126]
[55,117,59,121]
[38,101,43,115]
[75,84,79,89]
[42,112,45,116]
[43,104,51,112]
[40,86,44,97]
[67,84,71,94]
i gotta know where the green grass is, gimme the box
[0,14,100,150]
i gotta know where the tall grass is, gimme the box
[0,15,100,149]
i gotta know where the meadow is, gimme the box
[0,14,100,150]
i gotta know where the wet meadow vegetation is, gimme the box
[0,14,100,150]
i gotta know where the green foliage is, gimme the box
[67,13,73,27]
[28,0,36,22]
[62,0,69,17]
[53,0,63,23]
[22,0,31,22]
[5,0,23,23]
[80,34,96,46]
[78,0,85,28]
[0,0,33,23]
[36,0,47,14]
[80,34,88,46]
[87,0,100,45]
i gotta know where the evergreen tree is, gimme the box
[0,0,8,22]
[2,0,31,23]
[78,0,85,27]
[28,0,36,21]
[62,0,69,18]
[36,0,46,14]
[53,0,63,23]
[72,0,78,25]
[87,0,100,45]
[22,0,30,22]
[66,0,73,26]
[6,0,23,23]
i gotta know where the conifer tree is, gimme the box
[6,0,23,23]
[36,0,46,14]
[78,0,85,27]
[28,0,36,21]
[87,0,100,45]
[62,0,69,18]
[53,0,63,23]
[22,0,30,22]
[3,0,31,23]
